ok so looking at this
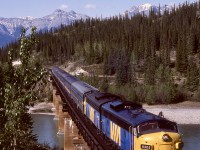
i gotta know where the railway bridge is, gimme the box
[51,69,118,150]
[50,67,183,150]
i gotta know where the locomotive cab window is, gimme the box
[137,121,178,135]
[138,122,158,134]
[158,121,178,132]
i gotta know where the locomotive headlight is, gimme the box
[162,134,171,142]
[175,142,184,149]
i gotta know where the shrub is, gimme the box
[193,86,200,102]
[174,86,187,103]
[154,83,176,104]
[144,85,156,105]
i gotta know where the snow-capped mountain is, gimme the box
[0,9,88,47]
[124,3,173,17]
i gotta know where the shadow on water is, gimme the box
[31,114,200,150]
[178,124,200,150]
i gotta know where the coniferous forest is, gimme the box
[1,2,200,104]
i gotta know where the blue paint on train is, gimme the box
[102,115,110,138]
[102,115,132,149]
[71,85,82,108]
[121,128,132,150]
[86,102,90,118]
[94,110,100,128]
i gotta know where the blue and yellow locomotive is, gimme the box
[51,66,183,150]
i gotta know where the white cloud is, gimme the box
[60,4,68,11]
[84,4,96,9]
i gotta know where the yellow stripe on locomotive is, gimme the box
[85,101,100,128]
[89,106,95,123]
[110,121,121,146]
[83,97,87,115]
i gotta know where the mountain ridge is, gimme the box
[0,9,88,47]
[124,3,173,17]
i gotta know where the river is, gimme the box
[32,114,63,149]
[32,114,200,150]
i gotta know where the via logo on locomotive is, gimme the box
[51,67,184,150]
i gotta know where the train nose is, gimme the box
[158,133,183,150]
[158,134,172,150]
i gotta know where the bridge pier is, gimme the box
[51,89,56,112]
[52,84,90,149]
[52,89,56,106]
[64,115,90,150]
[64,115,75,150]
[57,104,64,135]
[53,92,60,121]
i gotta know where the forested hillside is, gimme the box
[1,2,200,104]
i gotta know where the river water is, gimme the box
[32,114,61,148]
[32,114,200,150]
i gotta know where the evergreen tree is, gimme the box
[116,48,132,84]
[176,31,188,74]
[186,58,199,91]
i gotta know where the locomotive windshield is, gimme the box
[137,121,178,135]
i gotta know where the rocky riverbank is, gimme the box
[28,102,55,115]
[144,101,200,124]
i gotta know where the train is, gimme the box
[51,66,183,150]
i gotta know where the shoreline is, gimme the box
[28,102,55,115]
[30,101,200,124]
[143,101,200,124]
[29,112,55,115]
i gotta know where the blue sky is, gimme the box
[0,0,197,18]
